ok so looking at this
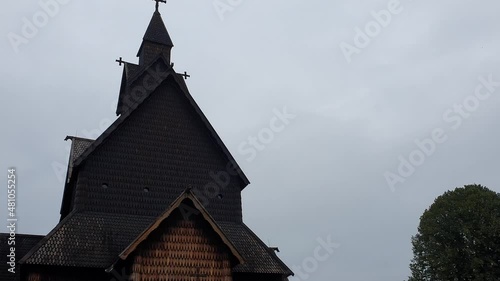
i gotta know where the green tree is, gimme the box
[408,184,500,281]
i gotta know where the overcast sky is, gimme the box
[2,1,500,280]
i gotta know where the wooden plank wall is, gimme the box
[130,213,233,281]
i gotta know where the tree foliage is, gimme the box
[408,184,500,281]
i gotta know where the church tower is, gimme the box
[1,2,293,281]
[137,2,173,66]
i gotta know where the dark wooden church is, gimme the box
[1,2,293,281]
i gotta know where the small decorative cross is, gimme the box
[180,71,191,80]
[115,57,125,66]
[153,0,167,11]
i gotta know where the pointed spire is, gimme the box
[143,10,173,47]
[137,2,173,66]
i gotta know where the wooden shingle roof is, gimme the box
[117,190,244,265]
[20,214,291,275]
[20,212,152,268]
[76,56,249,187]
[220,222,293,275]
[139,10,173,50]
[57,57,250,222]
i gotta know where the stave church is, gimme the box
[1,2,293,280]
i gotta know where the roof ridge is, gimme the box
[170,72,250,186]
[74,56,249,187]
[111,189,244,270]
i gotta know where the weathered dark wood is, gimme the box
[128,207,234,281]
[7,2,292,281]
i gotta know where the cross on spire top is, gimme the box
[153,0,167,12]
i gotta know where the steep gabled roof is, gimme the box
[139,11,173,50]
[115,189,245,266]
[19,211,292,275]
[220,222,294,276]
[74,55,249,188]
[19,211,154,268]
[18,7,292,278]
